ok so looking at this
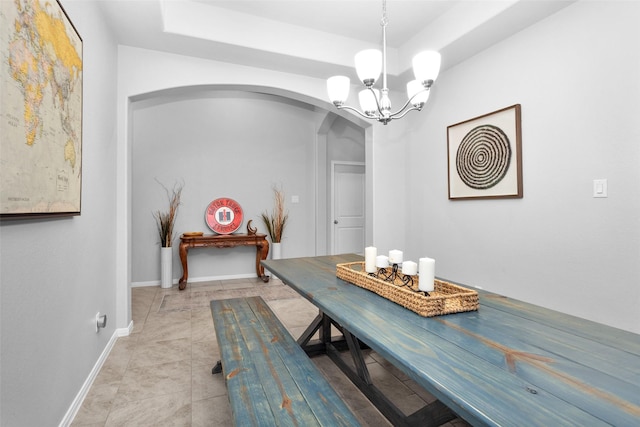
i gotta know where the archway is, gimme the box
[123,85,371,310]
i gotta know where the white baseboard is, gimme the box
[131,279,177,288]
[118,321,134,337]
[59,321,133,427]
[131,273,257,288]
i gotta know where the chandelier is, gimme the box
[326,0,441,125]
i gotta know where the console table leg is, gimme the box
[178,243,189,290]
[256,239,270,282]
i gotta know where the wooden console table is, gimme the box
[178,233,270,290]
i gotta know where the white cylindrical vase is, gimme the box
[160,246,173,288]
[271,242,282,260]
[270,242,282,280]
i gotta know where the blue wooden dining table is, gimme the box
[262,254,640,427]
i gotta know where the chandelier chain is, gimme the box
[381,0,388,27]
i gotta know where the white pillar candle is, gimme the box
[401,260,417,276]
[388,249,403,264]
[419,257,435,292]
[364,246,377,273]
[375,255,389,268]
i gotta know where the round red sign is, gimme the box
[205,198,243,234]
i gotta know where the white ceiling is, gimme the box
[98,0,575,90]
[189,0,457,46]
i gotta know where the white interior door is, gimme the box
[331,162,365,255]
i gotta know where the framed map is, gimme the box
[1,0,83,218]
[447,104,522,200]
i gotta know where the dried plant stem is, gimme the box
[154,180,183,247]
[261,186,288,243]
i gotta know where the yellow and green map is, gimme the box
[1,0,82,214]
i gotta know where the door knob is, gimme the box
[334,220,338,224]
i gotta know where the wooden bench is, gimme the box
[210,296,361,426]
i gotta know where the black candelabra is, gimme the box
[369,263,429,296]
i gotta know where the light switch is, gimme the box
[593,179,608,198]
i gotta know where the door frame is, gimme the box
[330,160,366,255]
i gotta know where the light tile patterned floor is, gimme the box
[71,278,470,426]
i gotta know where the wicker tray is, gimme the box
[336,261,478,317]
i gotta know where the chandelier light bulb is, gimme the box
[327,76,351,105]
[358,89,380,116]
[412,50,441,87]
[355,49,382,87]
[406,80,430,107]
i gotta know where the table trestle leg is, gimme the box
[343,329,372,385]
[406,400,456,427]
[298,311,352,356]
[325,326,409,426]
[324,322,456,427]
[297,313,323,347]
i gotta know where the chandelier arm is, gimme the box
[367,86,386,117]
[388,88,429,119]
[408,87,429,105]
[388,98,418,119]
[388,105,422,121]
[336,104,380,121]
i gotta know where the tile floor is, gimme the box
[71,278,470,426]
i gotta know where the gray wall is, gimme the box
[386,0,639,333]
[0,1,119,425]
[1,2,637,426]
[327,118,365,163]
[131,91,366,284]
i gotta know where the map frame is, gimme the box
[1,0,83,219]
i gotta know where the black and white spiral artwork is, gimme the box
[455,124,511,190]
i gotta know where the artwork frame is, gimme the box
[1,0,83,219]
[447,104,522,200]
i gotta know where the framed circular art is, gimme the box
[205,198,243,234]
[446,104,523,200]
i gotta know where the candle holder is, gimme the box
[369,263,429,296]
[338,261,479,317]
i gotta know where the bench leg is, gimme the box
[212,360,222,375]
